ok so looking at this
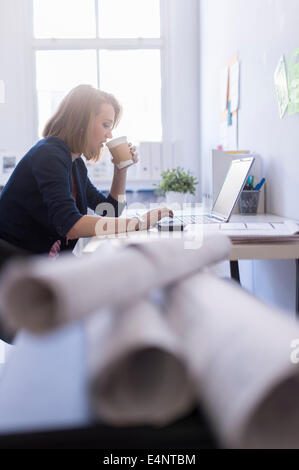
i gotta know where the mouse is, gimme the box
[157,219,185,231]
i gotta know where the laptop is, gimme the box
[158,156,255,228]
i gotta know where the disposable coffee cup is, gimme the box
[106,136,134,170]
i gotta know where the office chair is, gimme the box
[0,239,31,343]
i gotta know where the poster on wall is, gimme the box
[0,154,17,187]
[2,155,16,173]
[274,55,289,119]
[220,66,229,112]
[219,52,239,151]
[229,61,240,113]
[288,48,299,115]
[220,113,238,151]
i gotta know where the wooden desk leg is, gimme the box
[230,261,240,284]
[296,260,299,318]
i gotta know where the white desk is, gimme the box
[79,212,299,260]
[229,213,299,260]
[227,214,299,316]
[76,212,299,316]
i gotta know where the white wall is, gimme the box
[0,0,36,157]
[163,0,200,187]
[199,0,299,313]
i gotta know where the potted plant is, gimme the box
[153,167,198,205]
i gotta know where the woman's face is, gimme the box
[90,103,115,155]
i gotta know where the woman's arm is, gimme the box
[109,165,127,203]
[66,207,173,240]
[66,214,139,239]
[86,176,126,217]
[109,143,138,202]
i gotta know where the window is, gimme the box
[98,0,160,38]
[33,0,163,181]
[99,49,161,142]
[35,50,98,137]
[33,0,97,38]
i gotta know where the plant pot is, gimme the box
[165,191,188,206]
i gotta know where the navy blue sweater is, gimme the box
[0,137,125,254]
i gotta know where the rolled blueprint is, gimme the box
[86,298,196,426]
[0,233,231,334]
[164,272,299,449]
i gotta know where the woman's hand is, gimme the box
[128,142,138,164]
[111,142,138,170]
[140,207,174,229]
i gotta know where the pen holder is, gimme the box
[238,190,260,214]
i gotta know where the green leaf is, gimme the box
[153,167,198,195]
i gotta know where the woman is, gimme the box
[0,84,172,256]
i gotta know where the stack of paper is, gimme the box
[221,221,299,243]
[187,221,299,244]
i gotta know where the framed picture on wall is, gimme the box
[2,155,16,173]
[0,155,17,188]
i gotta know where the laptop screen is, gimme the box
[212,157,254,220]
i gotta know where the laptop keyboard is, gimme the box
[172,215,219,224]
[133,212,222,225]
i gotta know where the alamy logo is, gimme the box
[290,339,299,364]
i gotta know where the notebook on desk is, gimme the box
[160,156,255,227]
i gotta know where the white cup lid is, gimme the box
[106,136,127,149]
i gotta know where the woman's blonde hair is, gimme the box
[42,84,122,161]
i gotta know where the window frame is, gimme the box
[28,0,171,182]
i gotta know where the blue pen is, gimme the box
[255,177,265,191]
